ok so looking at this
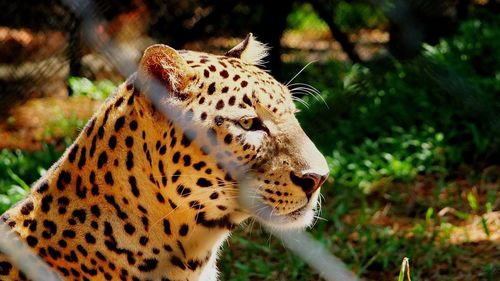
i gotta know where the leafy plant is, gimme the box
[335,1,387,32]
[287,3,329,33]
[0,145,63,213]
[68,77,116,100]
[294,15,499,194]
[43,112,88,144]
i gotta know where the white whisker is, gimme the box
[285,60,318,86]
[288,82,321,92]
[290,86,329,109]
[291,96,311,109]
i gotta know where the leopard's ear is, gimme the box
[225,33,269,66]
[138,44,195,94]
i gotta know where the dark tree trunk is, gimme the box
[309,0,361,63]
[253,0,295,76]
[67,18,83,95]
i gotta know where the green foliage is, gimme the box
[221,13,500,274]
[335,1,387,32]
[68,77,116,100]
[294,15,499,192]
[0,76,114,212]
[221,14,500,279]
[0,145,63,213]
[43,113,88,143]
[287,3,329,33]
[221,233,312,280]
[41,77,116,142]
[328,126,446,192]
[287,1,387,34]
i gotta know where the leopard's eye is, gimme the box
[238,117,264,131]
[238,118,254,130]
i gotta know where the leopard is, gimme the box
[0,33,329,281]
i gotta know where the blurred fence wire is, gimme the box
[0,0,360,280]
[0,222,61,281]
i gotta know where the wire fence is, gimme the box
[0,0,359,280]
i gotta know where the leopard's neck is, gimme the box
[2,82,247,280]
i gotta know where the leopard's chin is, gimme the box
[259,205,316,230]
[245,191,321,230]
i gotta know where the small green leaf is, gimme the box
[6,168,30,192]
[425,207,434,223]
[480,217,490,237]
[467,192,478,211]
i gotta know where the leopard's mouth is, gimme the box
[255,201,317,229]
[239,185,321,229]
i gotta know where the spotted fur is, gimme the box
[0,33,329,281]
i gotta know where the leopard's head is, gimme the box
[138,34,329,229]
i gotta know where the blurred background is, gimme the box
[0,0,499,280]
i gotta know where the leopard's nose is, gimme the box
[290,172,328,198]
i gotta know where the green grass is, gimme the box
[0,145,63,213]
